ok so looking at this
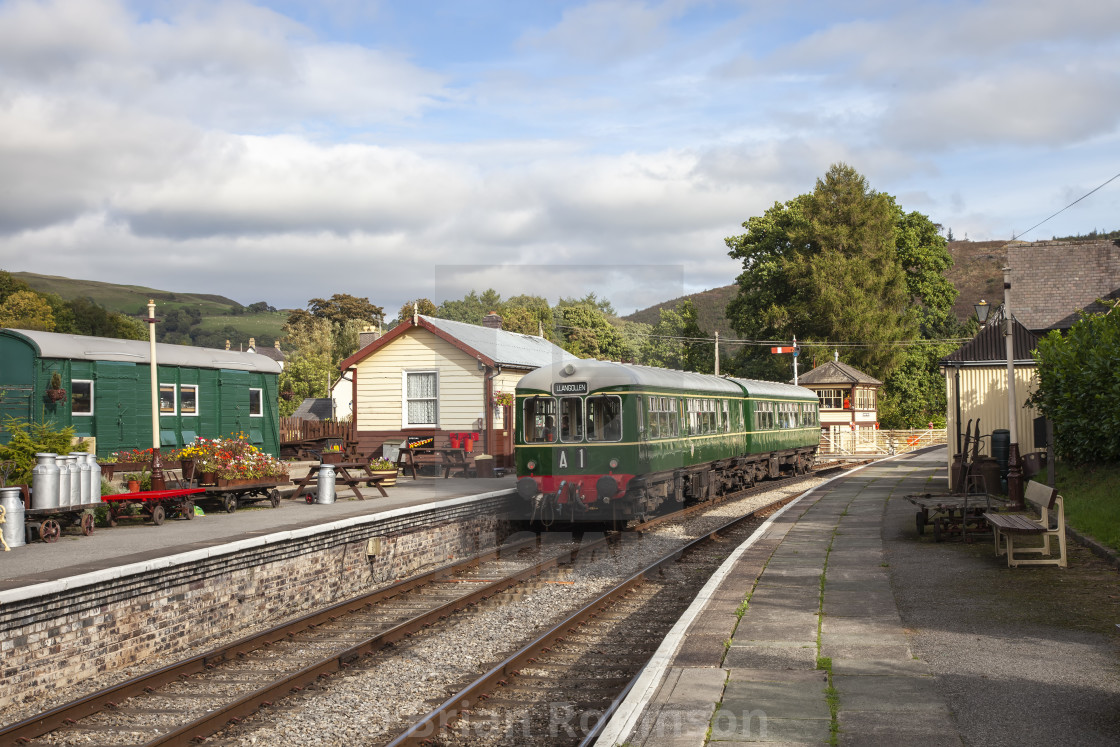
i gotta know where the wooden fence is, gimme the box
[818,427,947,458]
[279,417,355,446]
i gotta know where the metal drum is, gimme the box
[0,487,26,548]
[316,464,336,504]
[31,453,60,510]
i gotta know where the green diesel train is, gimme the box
[515,359,819,522]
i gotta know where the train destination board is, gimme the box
[553,381,588,395]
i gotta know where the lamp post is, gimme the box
[1002,269,1024,510]
[146,300,165,490]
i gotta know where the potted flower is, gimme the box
[368,457,397,487]
[46,372,67,403]
[321,443,344,464]
[449,432,461,449]
[493,390,514,408]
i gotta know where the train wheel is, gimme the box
[40,519,61,543]
[81,513,95,536]
[151,504,166,526]
[269,489,281,508]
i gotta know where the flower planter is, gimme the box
[46,388,67,403]
[217,477,258,487]
[321,452,343,464]
[370,469,397,488]
[199,472,217,486]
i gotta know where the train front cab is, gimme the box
[516,390,633,518]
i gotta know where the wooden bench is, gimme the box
[983,480,1067,567]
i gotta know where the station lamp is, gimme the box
[974,299,990,326]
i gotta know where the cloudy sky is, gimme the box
[1,0,1118,314]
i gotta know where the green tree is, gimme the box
[0,417,85,486]
[554,301,628,360]
[0,271,31,305]
[0,290,56,331]
[303,293,384,328]
[437,291,487,325]
[396,298,438,324]
[726,163,926,380]
[278,317,335,417]
[1028,302,1120,463]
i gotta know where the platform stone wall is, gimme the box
[0,493,516,713]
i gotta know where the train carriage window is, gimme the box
[722,400,730,432]
[559,397,584,442]
[755,401,775,430]
[587,395,622,442]
[159,383,176,414]
[249,388,263,417]
[71,380,93,416]
[523,396,557,443]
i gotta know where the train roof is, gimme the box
[726,377,820,401]
[518,359,744,394]
[1,329,283,374]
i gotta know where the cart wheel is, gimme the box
[183,500,195,520]
[224,496,237,513]
[915,511,925,535]
[151,504,166,526]
[81,513,95,536]
[269,489,281,508]
[40,519,61,543]
[933,519,942,543]
[306,494,314,504]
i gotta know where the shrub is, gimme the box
[0,416,86,486]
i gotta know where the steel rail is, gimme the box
[386,488,805,746]
[1,534,542,744]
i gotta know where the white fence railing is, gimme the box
[818,427,947,457]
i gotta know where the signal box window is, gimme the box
[159,384,176,414]
[249,388,263,417]
[587,395,622,442]
[181,385,198,416]
[524,396,557,443]
[817,389,844,409]
[71,380,93,416]
[559,397,584,442]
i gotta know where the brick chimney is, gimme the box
[359,325,382,348]
[482,312,503,330]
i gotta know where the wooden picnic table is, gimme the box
[291,461,391,501]
[395,447,470,479]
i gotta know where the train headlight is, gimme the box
[609,458,619,470]
[526,460,537,471]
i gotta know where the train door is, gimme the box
[0,336,34,445]
[95,362,144,456]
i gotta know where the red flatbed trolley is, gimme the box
[194,481,287,513]
[101,487,206,526]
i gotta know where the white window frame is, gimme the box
[159,383,177,415]
[180,384,199,417]
[71,379,94,416]
[402,370,438,428]
[249,387,263,418]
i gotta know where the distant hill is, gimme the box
[13,271,287,348]
[623,241,1015,337]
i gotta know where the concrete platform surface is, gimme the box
[598,448,1120,746]
[0,473,516,591]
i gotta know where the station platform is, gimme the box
[598,447,1120,746]
[0,473,516,593]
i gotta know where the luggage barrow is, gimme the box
[25,501,104,542]
[196,480,288,513]
[101,488,206,526]
[906,492,1006,542]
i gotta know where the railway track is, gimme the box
[386,485,801,746]
[4,463,861,746]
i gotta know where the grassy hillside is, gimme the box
[623,285,737,338]
[14,271,287,347]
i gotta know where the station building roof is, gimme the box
[797,360,882,387]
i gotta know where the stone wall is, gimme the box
[0,494,516,711]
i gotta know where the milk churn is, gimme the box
[65,454,83,504]
[86,454,102,500]
[31,453,60,509]
[71,452,92,504]
[0,487,26,548]
[56,455,73,506]
[316,464,336,504]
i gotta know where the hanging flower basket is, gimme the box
[46,388,67,403]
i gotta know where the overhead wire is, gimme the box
[1012,169,1120,240]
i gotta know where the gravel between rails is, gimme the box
[208,479,822,746]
